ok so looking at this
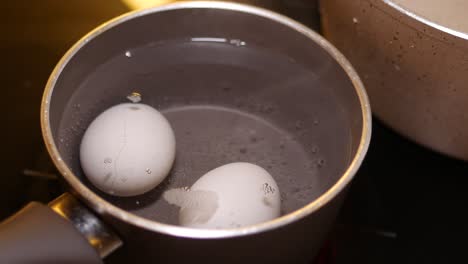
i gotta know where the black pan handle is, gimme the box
[0,193,122,264]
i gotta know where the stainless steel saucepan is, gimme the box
[0,2,371,263]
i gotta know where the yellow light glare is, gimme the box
[122,0,178,10]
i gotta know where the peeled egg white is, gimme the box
[163,162,281,229]
[80,103,175,197]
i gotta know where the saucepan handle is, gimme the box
[0,193,122,264]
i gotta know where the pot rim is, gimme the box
[383,0,468,41]
[41,1,372,239]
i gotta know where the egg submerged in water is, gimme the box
[163,162,281,229]
[80,102,176,197]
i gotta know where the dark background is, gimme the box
[0,1,466,263]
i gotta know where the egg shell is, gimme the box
[80,103,175,197]
[180,162,281,229]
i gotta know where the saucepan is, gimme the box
[321,0,468,160]
[0,2,371,263]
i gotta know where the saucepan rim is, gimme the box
[41,1,372,239]
[381,0,468,41]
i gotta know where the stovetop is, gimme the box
[1,1,466,263]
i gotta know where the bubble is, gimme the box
[317,159,325,168]
[73,104,81,110]
[229,39,246,47]
[125,51,132,57]
[127,92,142,103]
[311,146,318,154]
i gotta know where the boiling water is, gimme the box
[57,38,353,225]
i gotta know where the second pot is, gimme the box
[321,0,468,160]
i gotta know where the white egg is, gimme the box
[163,162,281,229]
[80,103,175,197]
